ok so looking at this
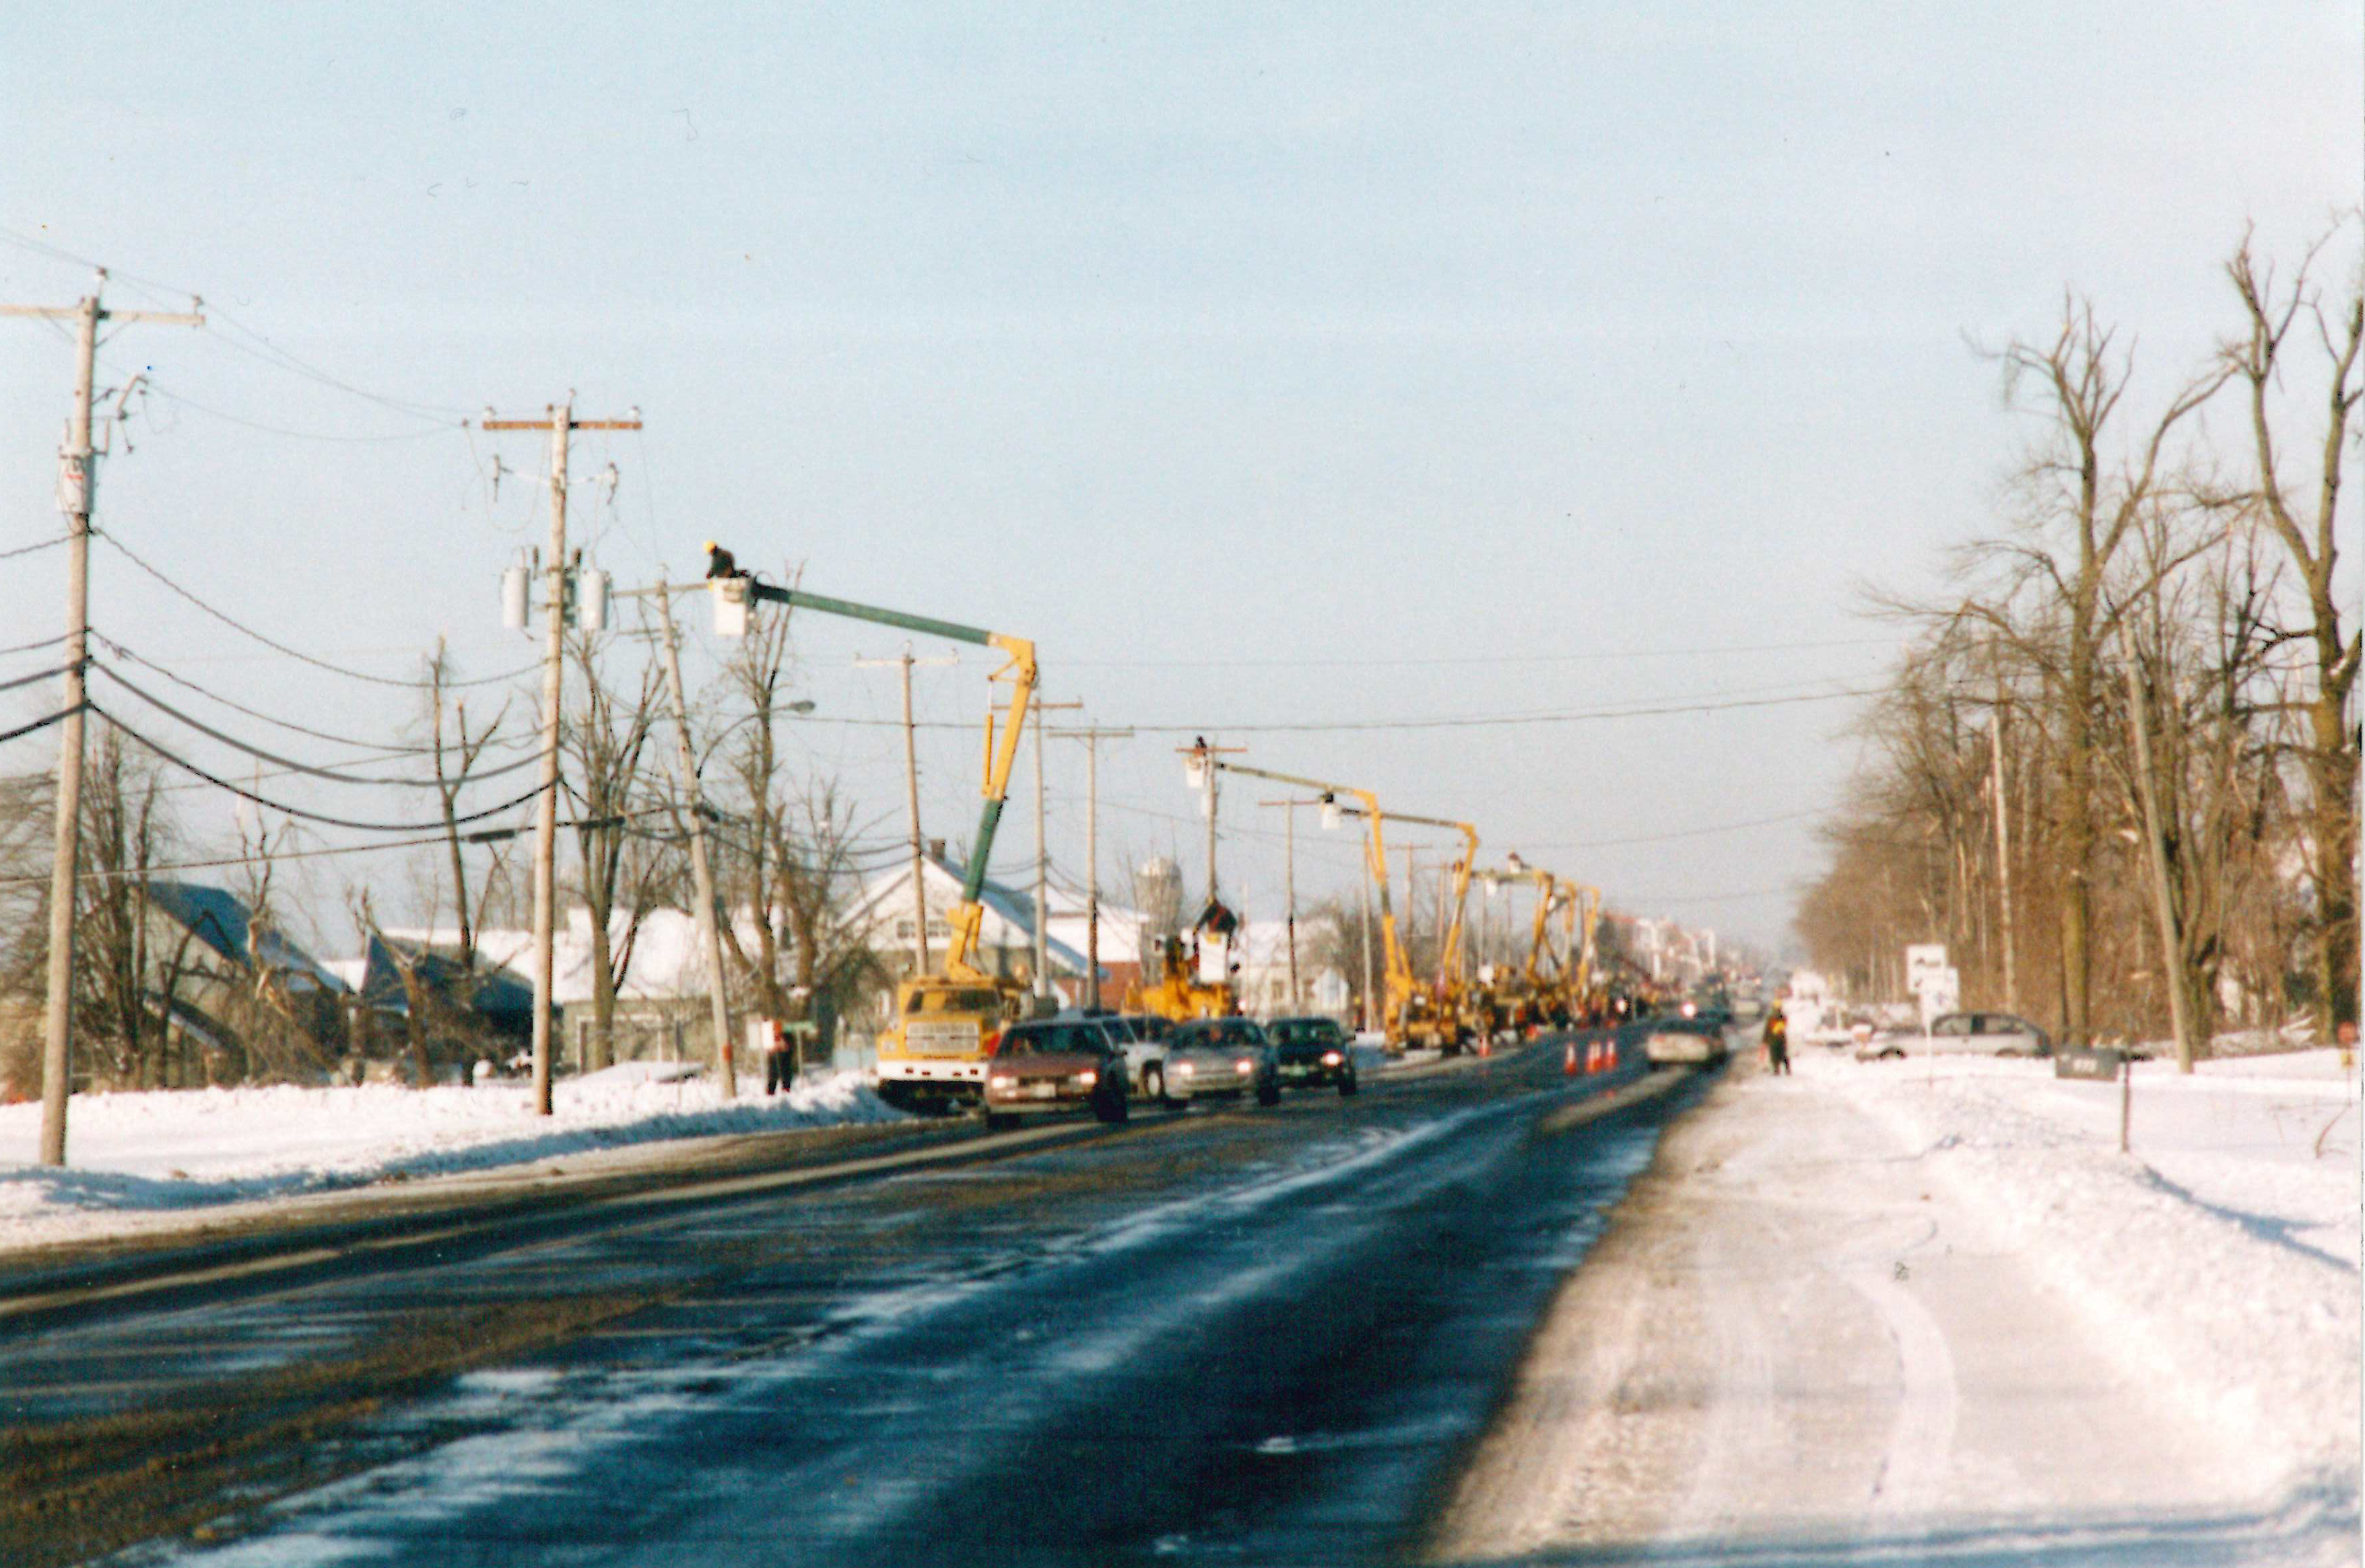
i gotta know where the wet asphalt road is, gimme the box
[3,1040,1704,1567]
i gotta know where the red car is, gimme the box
[983,1019,1131,1130]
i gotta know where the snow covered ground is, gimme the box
[1440,1040,2362,1566]
[1807,1042,2362,1498]
[0,1064,902,1254]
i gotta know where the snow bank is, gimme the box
[1797,1045,2361,1493]
[0,1068,903,1252]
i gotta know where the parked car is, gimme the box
[1162,1017,1281,1107]
[1856,1011,2053,1061]
[1634,1015,1729,1066]
[982,1019,1129,1130]
[1264,1016,1360,1095]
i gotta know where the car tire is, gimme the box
[1094,1085,1129,1125]
[1879,1047,1904,1061]
[984,1110,1014,1131]
[1255,1077,1281,1107]
[1142,1065,1164,1104]
[1338,1072,1358,1097]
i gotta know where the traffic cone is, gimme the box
[1564,1041,1578,1077]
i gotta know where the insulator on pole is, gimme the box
[500,565,531,629]
[579,568,610,632]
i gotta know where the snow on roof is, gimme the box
[145,881,347,992]
[851,855,1096,976]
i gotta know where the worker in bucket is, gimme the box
[1762,1002,1791,1076]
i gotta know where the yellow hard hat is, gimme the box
[702,539,719,553]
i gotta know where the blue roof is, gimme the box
[145,881,345,992]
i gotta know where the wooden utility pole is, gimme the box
[1052,726,1132,1009]
[4,272,201,1167]
[1258,798,1327,1013]
[1990,673,2018,1014]
[1028,700,1082,998]
[858,650,957,978]
[481,399,640,1115]
[646,586,737,1098]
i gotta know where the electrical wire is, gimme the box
[1060,635,1898,671]
[1517,809,1828,851]
[0,703,82,747]
[95,531,540,691]
[93,704,552,832]
[141,382,471,444]
[0,632,70,660]
[0,534,70,563]
[92,662,550,788]
[90,633,534,758]
[0,664,70,696]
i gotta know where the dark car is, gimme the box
[1264,1016,1360,1095]
[983,1019,1129,1130]
[1162,1017,1281,1107]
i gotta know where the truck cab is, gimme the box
[875,977,1024,1112]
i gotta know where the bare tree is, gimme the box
[424,638,514,975]
[563,627,665,1070]
[2223,224,2364,1033]
[1962,299,2230,1044]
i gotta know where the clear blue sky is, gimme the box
[3,3,2356,955]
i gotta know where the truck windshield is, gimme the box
[907,988,1002,1015]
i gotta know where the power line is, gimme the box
[93,632,535,757]
[94,705,549,832]
[1058,635,1898,671]
[94,531,540,691]
[1519,809,1828,850]
[141,381,471,444]
[0,534,70,563]
[91,662,548,788]
[0,704,81,747]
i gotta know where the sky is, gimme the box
[1,3,2358,959]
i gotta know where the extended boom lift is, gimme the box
[1189,753,1422,1049]
[714,572,1037,1110]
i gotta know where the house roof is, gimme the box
[145,881,346,992]
[850,854,1096,977]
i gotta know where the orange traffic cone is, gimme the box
[1564,1041,1578,1077]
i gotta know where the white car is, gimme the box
[1857,1011,2052,1060]
[1073,1013,1173,1101]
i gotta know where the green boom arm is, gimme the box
[745,580,1036,978]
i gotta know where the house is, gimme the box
[105,881,347,1087]
[1228,915,1351,1020]
[846,854,1098,1007]
[367,908,723,1072]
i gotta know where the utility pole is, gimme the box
[1258,798,1327,1012]
[1359,873,1375,1031]
[481,399,640,1116]
[1028,700,1082,998]
[1179,739,1246,908]
[1053,726,1133,1010]
[4,271,201,1167]
[646,585,738,1098]
[1990,671,2018,1014]
[858,650,958,978]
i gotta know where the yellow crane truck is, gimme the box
[715,570,1036,1114]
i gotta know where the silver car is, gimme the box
[1162,1018,1281,1107]
[1858,1011,2051,1060]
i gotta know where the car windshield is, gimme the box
[1270,1021,1337,1046]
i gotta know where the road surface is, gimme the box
[1,1036,1694,1567]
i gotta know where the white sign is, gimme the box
[1917,965,1960,1027]
[1904,944,1949,988]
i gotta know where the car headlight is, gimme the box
[1320,1051,1343,1066]
[989,1075,1015,1089]
[1173,1061,1194,1075]
[1234,1059,1255,1075]
[1071,1070,1097,1087]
